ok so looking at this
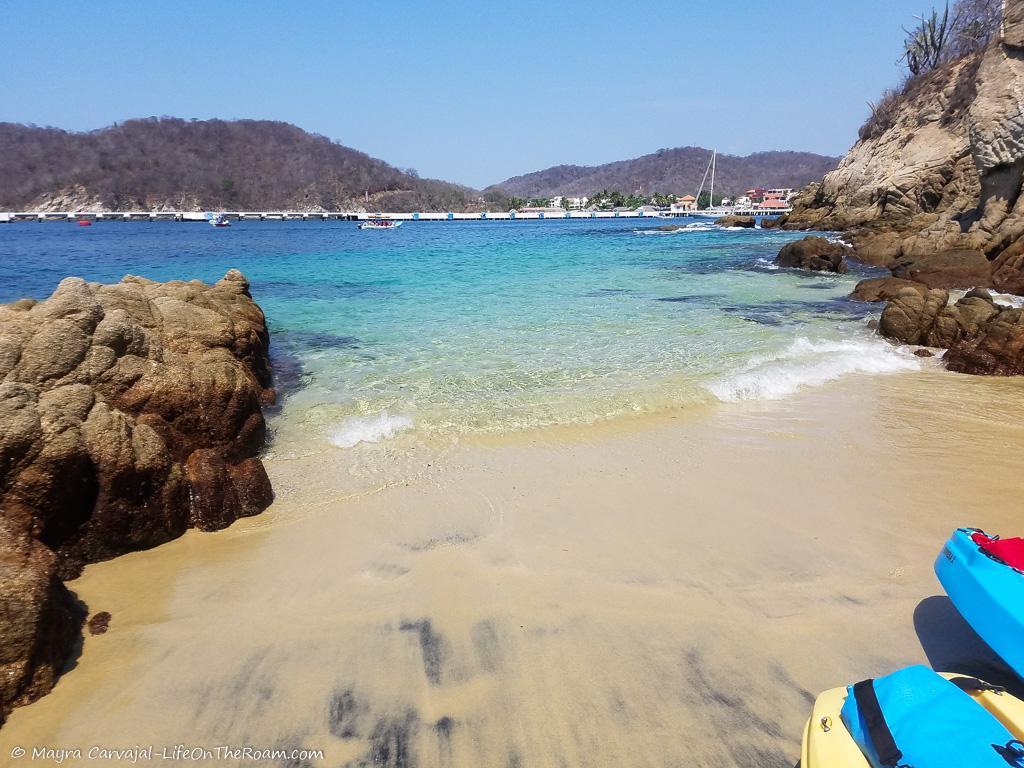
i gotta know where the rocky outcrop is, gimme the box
[850,277,929,302]
[876,285,1024,373]
[890,249,994,288]
[0,270,274,723]
[880,287,1002,347]
[0,521,82,724]
[945,305,1024,373]
[774,236,851,273]
[786,1,1024,288]
[714,214,756,228]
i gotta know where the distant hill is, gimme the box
[490,147,841,199]
[0,118,476,212]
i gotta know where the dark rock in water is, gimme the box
[87,611,111,635]
[945,307,1024,375]
[715,215,756,228]
[890,249,993,289]
[964,287,993,302]
[850,277,928,303]
[760,214,787,229]
[774,236,850,273]
[0,269,274,723]
[914,348,935,357]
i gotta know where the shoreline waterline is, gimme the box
[3,369,1023,765]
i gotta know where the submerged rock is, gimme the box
[774,236,851,273]
[0,269,274,723]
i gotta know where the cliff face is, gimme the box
[788,1,1024,292]
[0,271,274,723]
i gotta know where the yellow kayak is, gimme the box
[801,672,1024,767]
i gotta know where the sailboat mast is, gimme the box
[710,150,715,209]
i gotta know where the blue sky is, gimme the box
[2,0,929,188]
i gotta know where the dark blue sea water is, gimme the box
[0,219,918,447]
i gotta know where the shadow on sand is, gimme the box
[913,595,1023,697]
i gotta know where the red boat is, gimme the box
[77,219,92,227]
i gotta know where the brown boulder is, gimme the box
[850,277,928,302]
[890,249,993,289]
[760,214,787,230]
[774,236,851,273]
[879,287,950,344]
[927,294,1001,348]
[992,238,1024,295]
[0,270,274,722]
[878,286,1004,349]
[945,307,1024,374]
[714,215,756,228]
[0,520,82,724]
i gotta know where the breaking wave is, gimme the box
[329,411,414,448]
[705,337,923,402]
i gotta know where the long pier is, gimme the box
[0,208,788,223]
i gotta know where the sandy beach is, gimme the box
[2,367,1022,767]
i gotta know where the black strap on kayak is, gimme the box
[948,676,1007,694]
[853,679,905,767]
[993,739,1024,766]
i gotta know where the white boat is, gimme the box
[358,220,402,230]
[208,213,231,228]
[686,150,725,218]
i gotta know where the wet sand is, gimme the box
[3,370,1024,767]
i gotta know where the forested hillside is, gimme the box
[0,118,476,212]
[491,147,840,199]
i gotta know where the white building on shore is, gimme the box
[670,195,697,213]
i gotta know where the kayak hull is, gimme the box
[801,672,1024,767]
[935,528,1024,680]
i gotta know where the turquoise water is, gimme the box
[0,219,921,450]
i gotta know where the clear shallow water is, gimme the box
[0,219,920,451]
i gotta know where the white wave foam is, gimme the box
[633,223,717,235]
[989,291,1024,308]
[706,337,923,402]
[329,411,413,448]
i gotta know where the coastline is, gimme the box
[3,367,1022,766]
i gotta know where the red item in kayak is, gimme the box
[971,531,1024,571]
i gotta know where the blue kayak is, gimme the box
[935,527,1024,680]
[840,665,1023,767]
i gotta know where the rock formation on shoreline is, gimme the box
[773,236,851,273]
[714,215,757,228]
[786,2,1024,291]
[0,270,274,724]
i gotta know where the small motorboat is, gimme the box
[801,665,1024,767]
[358,219,402,230]
[209,213,231,228]
[77,219,92,227]
[936,527,1024,679]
